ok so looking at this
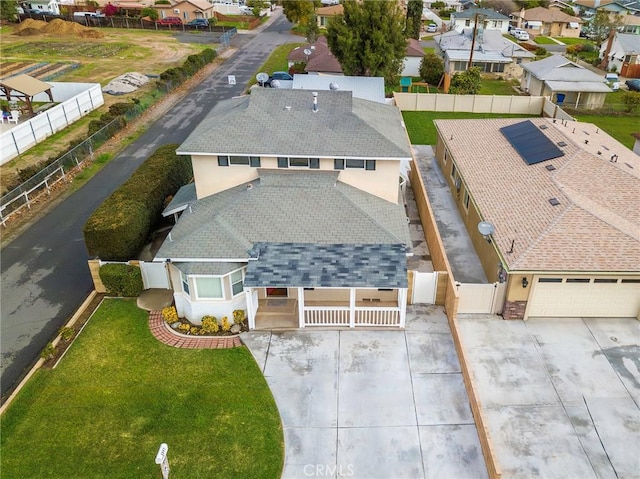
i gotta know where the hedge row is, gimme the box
[99,263,144,297]
[83,144,192,261]
[157,48,217,90]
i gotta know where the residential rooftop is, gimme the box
[434,117,640,273]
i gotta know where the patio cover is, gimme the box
[446,51,512,63]
[244,242,408,289]
[545,80,612,93]
[0,74,53,115]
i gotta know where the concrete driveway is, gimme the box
[457,315,640,478]
[242,305,488,479]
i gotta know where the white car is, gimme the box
[426,24,438,33]
[511,29,529,41]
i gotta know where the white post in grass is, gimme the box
[155,443,170,479]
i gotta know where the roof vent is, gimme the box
[329,82,339,91]
[285,105,291,111]
[557,141,567,147]
[549,198,560,206]
[312,91,318,113]
[545,164,556,171]
[247,183,253,191]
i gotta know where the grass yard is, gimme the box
[402,111,533,145]
[554,37,595,46]
[247,42,304,88]
[534,36,558,45]
[0,299,283,479]
[479,78,520,96]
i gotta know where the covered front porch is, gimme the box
[243,243,409,330]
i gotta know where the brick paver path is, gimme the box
[149,311,242,349]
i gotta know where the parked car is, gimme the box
[157,16,182,25]
[264,71,293,87]
[186,18,208,27]
[511,29,529,41]
[426,24,437,33]
[239,6,253,15]
[605,73,619,84]
[626,79,640,92]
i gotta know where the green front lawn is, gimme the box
[0,299,283,479]
[247,42,304,88]
[555,37,595,46]
[534,36,558,45]
[402,111,533,145]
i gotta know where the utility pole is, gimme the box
[468,13,485,70]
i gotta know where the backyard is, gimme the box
[0,299,283,479]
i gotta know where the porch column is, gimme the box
[398,288,408,328]
[246,288,255,330]
[575,91,581,109]
[298,287,305,328]
[349,288,356,328]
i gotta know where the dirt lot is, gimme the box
[0,21,209,190]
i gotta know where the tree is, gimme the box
[141,7,158,20]
[480,0,517,15]
[449,67,481,94]
[405,0,422,40]
[0,0,19,22]
[247,0,267,17]
[305,15,320,43]
[419,53,444,86]
[282,0,318,25]
[326,0,407,85]
[591,10,623,44]
[103,3,118,16]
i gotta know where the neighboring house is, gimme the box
[548,0,578,14]
[153,88,414,330]
[433,117,640,320]
[511,7,583,38]
[287,36,425,78]
[595,0,640,15]
[153,0,215,21]
[521,54,612,108]
[291,74,386,103]
[316,3,342,28]
[599,32,640,78]
[450,8,511,34]
[21,0,60,14]
[573,0,614,16]
[287,37,343,75]
[633,132,640,155]
[433,28,535,77]
[422,0,464,13]
[620,13,640,34]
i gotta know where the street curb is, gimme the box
[0,290,98,415]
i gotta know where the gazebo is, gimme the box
[0,74,54,116]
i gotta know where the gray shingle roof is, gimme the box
[452,8,510,20]
[163,182,197,217]
[244,243,408,288]
[177,88,412,159]
[617,32,640,54]
[522,55,606,82]
[154,169,411,261]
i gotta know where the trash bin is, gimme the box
[556,93,565,105]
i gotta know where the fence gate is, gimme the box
[412,271,438,304]
[140,262,171,290]
[456,282,506,314]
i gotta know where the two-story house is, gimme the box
[153,88,414,330]
[449,8,511,34]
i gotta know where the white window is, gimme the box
[278,157,320,169]
[181,271,190,295]
[231,270,244,296]
[463,188,470,211]
[195,277,223,299]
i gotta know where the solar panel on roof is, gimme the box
[500,120,565,165]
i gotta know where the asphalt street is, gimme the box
[0,10,298,402]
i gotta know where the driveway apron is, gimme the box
[242,305,488,479]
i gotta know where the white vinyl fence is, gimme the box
[1,82,104,165]
[456,282,506,314]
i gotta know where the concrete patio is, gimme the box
[242,305,488,479]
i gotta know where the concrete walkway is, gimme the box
[242,305,488,479]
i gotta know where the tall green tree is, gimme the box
[591,10,623,43]
[449,67,481,94]
[282,0,319,25]
[305,14,320,43]
[326,0,407,85]
[405,0,423,40]
[419,53,444,86]
[0,0,19,22]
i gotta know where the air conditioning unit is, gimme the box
[174,8,180,13]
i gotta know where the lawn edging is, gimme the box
[148,310,243,349]
[0,290,99,415]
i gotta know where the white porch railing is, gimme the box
[355,307,400,326]
[304,307,350,326]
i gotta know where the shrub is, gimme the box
[99,263,144,297]
[201,315,219,333]
[622,92,640,112]
[40,343,56,360]
[581,43,595,53]
[83,144,192,260]
[449,67,481,95]
[59,326,75,342]
[141,7,158,20]
[163,306,179,323]
[190,326,200,335]
[178,323,190,333]
[157,48,217,91]
[221,316,231,332]
[419,53,444,86]
[233,309,246,324]
[535,47,548,57]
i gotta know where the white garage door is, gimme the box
[527,278,640,318]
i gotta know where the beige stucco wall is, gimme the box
[523,73,545,96]
[192,155,402,203]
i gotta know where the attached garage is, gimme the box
[526,277,640,318]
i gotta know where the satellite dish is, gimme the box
[256,72,269,84]
[329,82,339,91]
[303,48,312,56]
[477,221,495,237]
[270,79,281,89]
